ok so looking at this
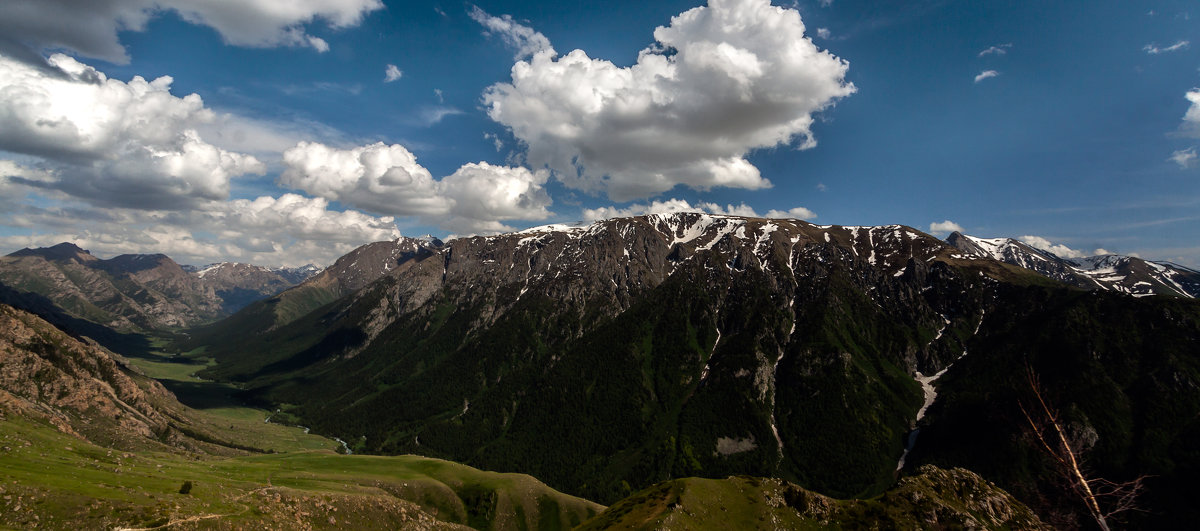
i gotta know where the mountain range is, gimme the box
[0,243,320,333]
[171,213,1199,528]
[2,214,1197,529]
[0,298,1050,530]
[947,231,1200,298]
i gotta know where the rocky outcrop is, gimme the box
[0,303,173,442]
[579,465,1048,530]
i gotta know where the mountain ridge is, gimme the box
[171,213,1200,528]
[947,231,1199,298]
[0,244,323,331]
[188,214,1029,501]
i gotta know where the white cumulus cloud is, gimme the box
[483,0,855,201]
[280,142,552,233]
[582,199,726,221]
[438,162,553,233]
[0,0,383,64]
[213,193,401,247]
[974,70,999,83]
[280,142,448,216]
[0,192,404,267]
[1181,89,1200,137]
[0,53,264,209]
[928,220,963,235]
[1018,235,1106,259]
[765,206,817,220]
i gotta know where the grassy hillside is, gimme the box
[0,302,603,530]
[578,466,1047,530]
[0,416,601,530]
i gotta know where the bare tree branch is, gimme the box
[1017,364,1147,530]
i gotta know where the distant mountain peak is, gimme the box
[7,242,96,263]
[947,232,1198,298]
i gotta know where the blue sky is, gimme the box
[0,0,1197,267]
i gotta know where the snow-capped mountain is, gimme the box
[946,232,1198,298]
[186,213,1024,503]
[185,262,323,313]
[11,215,1192,528]
[1070,254,1200,298]
[181,213,1200,527]
[272,264,323,284]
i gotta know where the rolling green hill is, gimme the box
[578,466,1047,530]
[0,416,601,530]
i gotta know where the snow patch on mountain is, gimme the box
[947,232,1197,298]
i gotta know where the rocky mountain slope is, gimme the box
[0,302,177,449]
[947,231,1200,298]
[4,292,1045,530]
[0,243,318,332]
[183,236,443,343]
[178,213,1200,528]
[0,243,222,331]
[0,302,1049,530]
[188,214,1043,500]
[0,301,304,455]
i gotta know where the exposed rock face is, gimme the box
[0,303,172,442]
[305,236,443,297]
[884,466,1050,530]
[578,465,1048,530]
[338,216,971,355]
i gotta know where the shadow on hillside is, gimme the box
[0,282,256,411]
[158,380,247,410]
[0,283,156,357]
